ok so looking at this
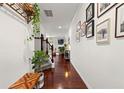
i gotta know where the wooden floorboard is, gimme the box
[42,55,88,89]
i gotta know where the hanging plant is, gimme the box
[27,3,41,41]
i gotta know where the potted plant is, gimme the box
[31,50,49,72]
[58,47,65,56]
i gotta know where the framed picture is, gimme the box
[97,3,117,18]
[76,30,80,42]
[115,4,124,38]
[86,20,94,38]
[75,21,81,42]
[86,3,94,22]
[96,19,110,43]
[68,37,70,44]
[77,21,81,31]
[80,21,86,37]
[58,39,64,45]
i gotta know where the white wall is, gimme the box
[0,5,34,88]
[70,3,124,89]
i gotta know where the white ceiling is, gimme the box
[39,3,80,37]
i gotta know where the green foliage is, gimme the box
[27,3,41,41]
[32,3,40,25]
[31,50,49,72]
[32,3,40,35]
[58,47,65,54]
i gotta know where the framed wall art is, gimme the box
[86,20,94,38]
[96,19,110,43]
[58,39,64,45]
[77,21,81,31]
[76,30,80,42]
[97,3,117,18]
[86,3,94,22]
[115,4,124,38]
[80,21,86,37]
[75,21,81,42]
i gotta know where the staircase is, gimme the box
[35,34,54,64]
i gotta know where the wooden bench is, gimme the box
[8,72,42,89]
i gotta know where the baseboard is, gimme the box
[71,61,92,89]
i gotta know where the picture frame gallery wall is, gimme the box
[75,3,124,44]
[86,3,94,38]
[71,3,124,89]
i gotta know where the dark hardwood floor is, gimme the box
[42,55,88,89]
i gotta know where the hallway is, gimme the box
[43,55,87,89]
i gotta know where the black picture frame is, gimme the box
[58,39,64,45]
[97,3,117,18]
[115,4,124,38]
[86,3,94,22]
[86,20,94,38]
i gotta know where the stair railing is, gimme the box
[35,34,54,63]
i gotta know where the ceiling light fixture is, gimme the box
[58,26,62,29]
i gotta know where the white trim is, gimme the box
[71,61,92,89]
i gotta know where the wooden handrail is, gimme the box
[35,34,54,63]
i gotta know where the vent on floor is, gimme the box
[44,10,53,17]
